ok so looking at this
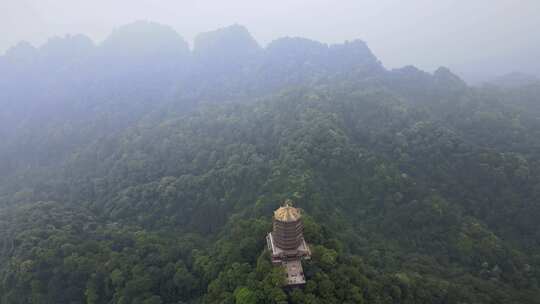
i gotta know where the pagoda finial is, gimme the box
[283,199,293,207]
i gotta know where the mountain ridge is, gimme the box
[1,21,540,304]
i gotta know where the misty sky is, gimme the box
[2,0,539,82]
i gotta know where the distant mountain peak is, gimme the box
[433,66,466,86]
[391,65,428,77]
[41,34,94,49]
[328,39,381,70]
[433,66,456,78]
[194,24,261,56]
[39,34,95,60]
[4,41,38,62]
[101,20,189,57]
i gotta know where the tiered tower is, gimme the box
[266,200,311,286]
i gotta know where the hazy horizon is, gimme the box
[3,2,540,303]
[2,0,539,83]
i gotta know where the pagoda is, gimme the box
[266,200,311,286]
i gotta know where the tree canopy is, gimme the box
[1,23,540,303]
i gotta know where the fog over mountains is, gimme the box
[2,20,540,304]
[4,1,540,84]
[0,21,467,176]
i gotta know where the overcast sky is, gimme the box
[1,0,539,82]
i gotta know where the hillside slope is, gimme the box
[1,23,540,304]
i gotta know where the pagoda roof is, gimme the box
[274,201,302,222]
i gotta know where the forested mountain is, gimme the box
[1,22,540,304]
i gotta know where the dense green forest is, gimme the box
[1,22,540,303]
